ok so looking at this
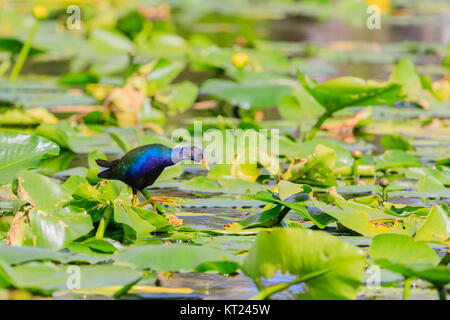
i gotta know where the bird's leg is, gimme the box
[137,196,184,210]
[136,197,152,208]
[151,196,183,209]
[133,190,181,210]
[132,191,139,207]
[141,189,165,214]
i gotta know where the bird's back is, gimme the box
[116,144,173,190]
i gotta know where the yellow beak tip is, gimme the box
[200,158,210,171]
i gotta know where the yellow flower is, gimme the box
[231,53,249,68]
[432,78,450,101]
[33,5,49,20]
[166,215,183,227]
[366,0,391,14]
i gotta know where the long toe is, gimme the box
[137,196,183,208]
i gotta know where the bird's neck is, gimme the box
[171,147,190,164]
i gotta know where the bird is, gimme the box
[96,144,209,210]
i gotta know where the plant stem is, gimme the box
[96,205,113,239]
[113,276,142,299]
[304,110,332,141]
[141,189,152,199]
[351,159,359,180]
[439,251,450,266]
[9,19,40,83]
[403,278,411,300]
[333,165,375,176]
[276,206,291,226]
[382,187,388,201]
[437,285,446,300]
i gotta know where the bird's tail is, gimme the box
[96,159,119,179]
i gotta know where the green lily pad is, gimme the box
[0,132,59,185]
[310,193,417,237]
[369,234,450,285]
[243,228,365,300]
[376,150,422,171]
[201,79,292,109]
[415,205,449,245]
[297,71,403,113]
[0,262,142,292]
[113,201,173,235]
[18,170,70,211]
[0,245,69,265]
[116,244,241,271]
[29,208,92,251]
[380,134,415,151]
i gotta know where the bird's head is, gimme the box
[172,146,209,170]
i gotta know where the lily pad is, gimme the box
[201,79,292,109]
[116,244,241,271]
[0,132,59,185]
[243,228,365,300]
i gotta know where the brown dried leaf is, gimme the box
[166,214,183,227]
[6,211,28,246]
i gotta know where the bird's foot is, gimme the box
[137,196,184,211]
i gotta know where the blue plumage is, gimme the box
[96,143,204,194]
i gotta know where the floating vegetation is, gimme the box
[0,0,448,301]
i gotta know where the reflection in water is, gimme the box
[158,272,258,300]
